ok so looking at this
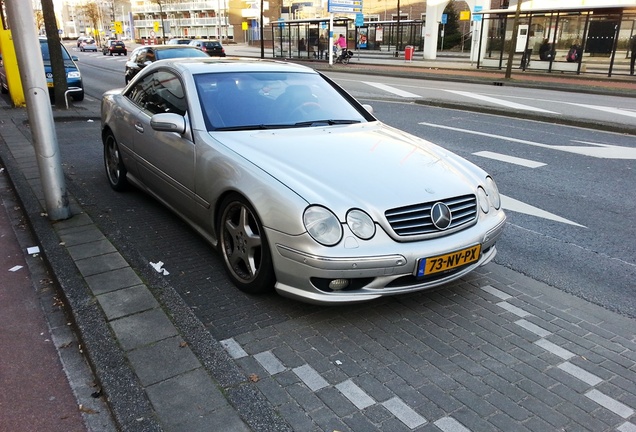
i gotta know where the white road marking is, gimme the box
[535,339,575,360]
[434,417,471,432]
[501,194,585,227]
[565,102,636,119]
[362,81,421,98]
[382,397,427,429]
[443,90,559,114]
[336,380,375,410]
[419,122,636,160]
[473,151,546,168]
[220,338,248,359]
[586,389,635,419]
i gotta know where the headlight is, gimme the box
[485,176,501,209]
[303,206,342,246]
[67,71,81,78]
[477,187,489,213]
[346,209,375,240]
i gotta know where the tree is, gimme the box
[41,0,68,108]
[151,0,167,43]
[442,0,461,50]
[33,9,44,33]
[77,2,101,42]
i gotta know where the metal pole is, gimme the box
[4,0,71,220]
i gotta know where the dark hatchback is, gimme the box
[1,38,84,101]
[188,39,226,57]
[103,40,127,56]
[123,45,209,83]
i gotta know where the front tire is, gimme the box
[218,195,275,294]
[103,131,128,191]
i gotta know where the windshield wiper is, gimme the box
[214,124,276,131]
[213,120,361,131]
[294,119,361,127]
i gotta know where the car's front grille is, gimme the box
[385,194,477,237]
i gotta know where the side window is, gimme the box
[125,70,187,116]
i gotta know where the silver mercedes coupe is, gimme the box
[101,58,506,304]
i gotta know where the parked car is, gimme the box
[188,39,226,57]
[101,58,506,304]
[123,45,209,84]
[79,38,98,52]
[167,38,192,45]
[102,39,127,56]
[1,38,83,101]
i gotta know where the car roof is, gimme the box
[134,44,202,51]
[144,57,316,75]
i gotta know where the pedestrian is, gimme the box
[630,35,636,75]
[318,34,326,59]
[539,39,554,61]
[334,34,346,60]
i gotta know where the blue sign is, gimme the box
[328,0,363,13]
[278,19,284,28]
[441,14,447,25]
[473,6,482,22]
[355,13,364,27]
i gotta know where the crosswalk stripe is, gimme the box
[362,81,421,98]
[473,151,546,168]
[444,89,559,113]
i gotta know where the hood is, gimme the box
[211,122,486,218]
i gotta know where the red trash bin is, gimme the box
[404,45,414,61]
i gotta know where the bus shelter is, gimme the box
[477,4,636,77]
[269,18,425,60]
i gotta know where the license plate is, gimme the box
[417,244,481,276]
[46,82,54,88]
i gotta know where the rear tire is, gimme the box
[218,195,275,294]
[103,131,128,191]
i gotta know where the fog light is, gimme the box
[328,279,350,291]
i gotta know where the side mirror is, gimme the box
[72,55,79,61]
[362,104,374,115]
[150,113,186,134]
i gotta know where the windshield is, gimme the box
[156,48,209,60]
[40,41,72,62]
[194,71,369,131]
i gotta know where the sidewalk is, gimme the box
[1,51,635,431]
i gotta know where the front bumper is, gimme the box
[268,211,506,304]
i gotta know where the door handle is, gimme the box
[134,122,144,133]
